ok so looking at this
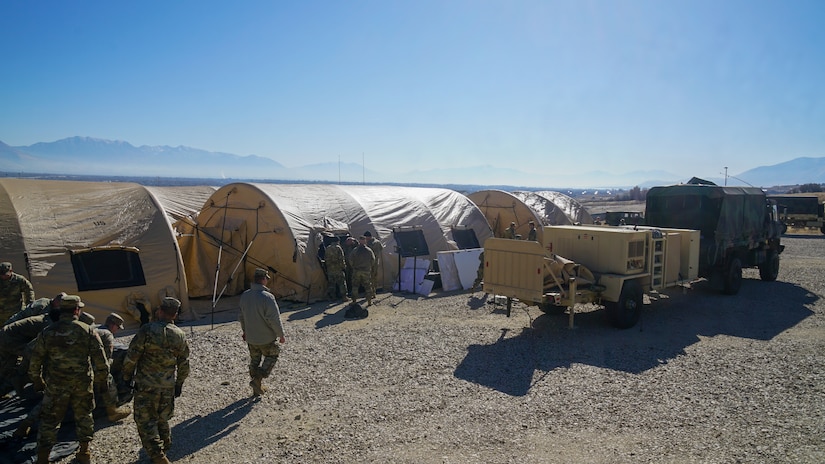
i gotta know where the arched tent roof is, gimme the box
[466,190,544,242]
[185,183,493,303]
[145,185,219,225]
[0,178,190,328]
[512,190,594,226]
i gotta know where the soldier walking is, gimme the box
[239,268,286,397]
[28,295,109,464]
[122,297,190,464]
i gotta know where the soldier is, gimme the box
[505,222,517,239]
[122,297,190,464]
[342,236,358,297]
[4,292,65,326]
[0,262,35,322]
[28,295,109,464]
[472,251,485,291]
[349,235,376,306]
[0,313,53,397]
[80,312,132,422]
[364,231,384,295]
[324,236,347,301]
[527,221,537,242]
[239,268,286,397]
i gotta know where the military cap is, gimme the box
[60,295,85,310]
[160,297,182,311]
[363,231,372,237]
[105,312,125,329]
[254,268,270,280]
[0,262,11,273]
[79,311,95,325]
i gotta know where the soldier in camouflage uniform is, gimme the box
[3,292,65,326]
[122,297,189,464]
[79,312,132,422]
[505,222,517,239]
[342,236,358,297]
[28,295,109,464]
[349,236,376,306]
[527,221,537,242]
[0,262,35,322]
[0,313,54,397]
[324,236,347,301]
[364,231,384,296]
[239,268,286,397]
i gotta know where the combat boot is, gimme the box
[76,441,91,464]
[150,454,171,464]
[13,417,35,438]
[107,404,132,422]
[249,375,265,396]
[36,447,51,464]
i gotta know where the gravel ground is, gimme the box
[21,235,825,463]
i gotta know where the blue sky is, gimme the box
[1,0,823,183]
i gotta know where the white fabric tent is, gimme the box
[184,183,493,303]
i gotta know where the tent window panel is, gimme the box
[394,229,430,257]
[451,228,480,249]
[71,248,147,291]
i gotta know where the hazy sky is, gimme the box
[2,0,823,181]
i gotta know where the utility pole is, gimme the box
[724,166,728,186]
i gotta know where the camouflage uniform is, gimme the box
[28,295,109,464]
[4,294,62,326]
[122,298,189,464]
[342,237,358,297]
[324,241,347,300]
[0,314,51,395]
[505,223,517,239]
[349,241,375,304]
[239,269,285,396]
[366,234,384,292]
[0,263,35,322]
[472,251,485,290]
[527,223,537,242]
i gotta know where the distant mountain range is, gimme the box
[1,136,823,189]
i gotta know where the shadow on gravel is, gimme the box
[455,278,817,396]
[166,397,255,462]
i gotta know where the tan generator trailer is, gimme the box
[482,225,699,329]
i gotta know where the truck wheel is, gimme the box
[606,280,642,329]
[723,257,743,295]
[758,251,780,282]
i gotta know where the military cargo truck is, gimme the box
[483,225,699,329]
[645,184,784,295]
[768,195,825,234]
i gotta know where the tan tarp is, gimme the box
[466,190,545,242]
[0,178,191,328]
[512,190,594,225]
[185,183,493,302]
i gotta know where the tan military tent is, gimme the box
[183,183,493,303]
[468,190,593,243]
[0,178,191,327]
[466,190,545,242]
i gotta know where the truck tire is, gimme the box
[723,257,743,295]
[758,251,780,282]
[606,280,642,329]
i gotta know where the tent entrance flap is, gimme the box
[451,226,480,249]
[70,246,147,291]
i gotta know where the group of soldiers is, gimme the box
[0,261,190,464]
[503,220,538,241]
[321,230,384,307]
